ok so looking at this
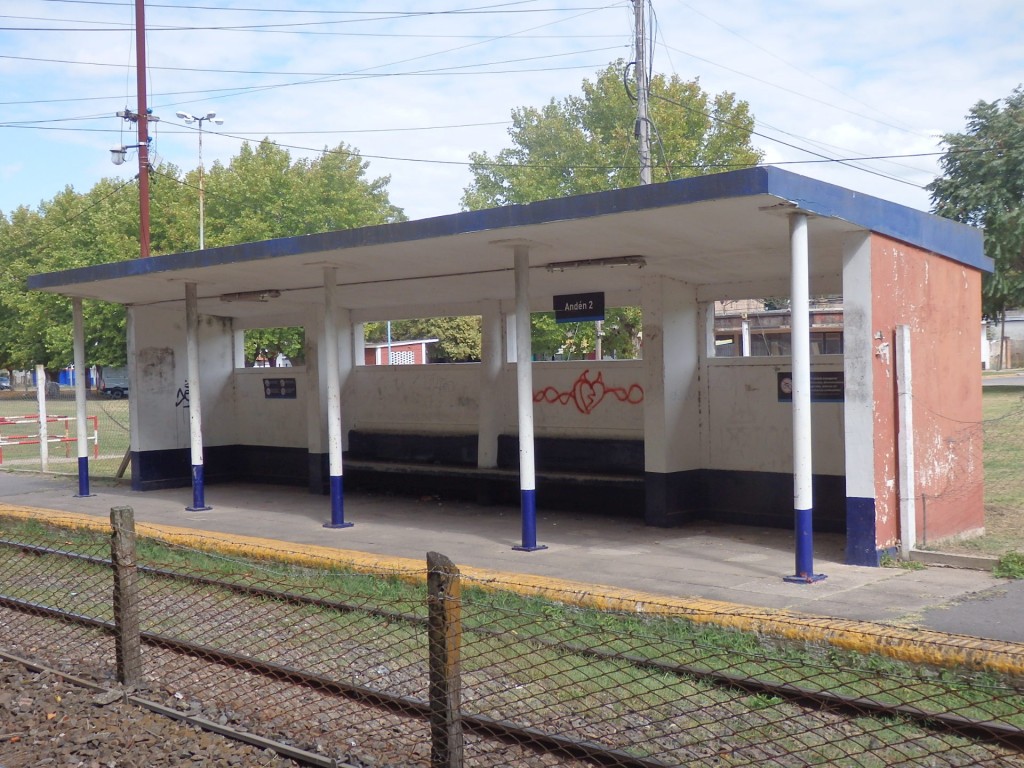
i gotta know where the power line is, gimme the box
[0,45,624,79]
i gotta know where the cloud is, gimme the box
[2,1,1022,221]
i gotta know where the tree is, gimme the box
[202,140,404,248]
[365,317,482,362]
[0,141,404,374]
[461,60,761,355]
[461,60,762,209]
[928,87,1024,322]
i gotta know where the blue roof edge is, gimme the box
[760,168,991,273]
[27,167,991,291]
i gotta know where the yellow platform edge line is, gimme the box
[3,503,1023,677]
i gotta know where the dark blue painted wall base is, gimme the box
[845,497,879,566]
[131,438,880,563]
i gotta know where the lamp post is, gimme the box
[176,111,224,250]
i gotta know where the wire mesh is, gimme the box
[0,388,130,478]
[2,511,1023,767]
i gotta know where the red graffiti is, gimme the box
[534,370,644,415]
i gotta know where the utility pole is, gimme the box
[633,0,652,185]
[134,0,151,257]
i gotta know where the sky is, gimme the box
[2,1,1023,224]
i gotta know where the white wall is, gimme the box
[347,363,481,434]
[705,357,845,475]
[531,361,644,439]
[345,359,646,439]
[128,305,236,452]
[233,368,308,447]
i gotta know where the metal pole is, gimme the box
[134,0,150,258]
[634,0,652,185]
[785,213,825,583]
[72,298,92,497]
[185,283,210,511]
[323,267,352,528]
[198,121,205,250]
[36,364,48,473]
[896,325,917,555]
[513,245,545,551]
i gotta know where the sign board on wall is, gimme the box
[553,292,605,323]
[777,371,844,403]
[263,378,297,399]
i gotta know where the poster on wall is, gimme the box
[777,371,844,403]
[263,378,297,399]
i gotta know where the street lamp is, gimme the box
[176,111,224,250]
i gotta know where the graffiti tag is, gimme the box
[534,370,643,415]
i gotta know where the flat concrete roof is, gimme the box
[28,167,989,320]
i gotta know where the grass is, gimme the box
[3,512,1023,724]
[993,551,1024,580]
[933,386,1024,558]
[3,512,1024,765]
[0,391,131,476]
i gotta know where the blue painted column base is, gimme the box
[186,464,212,512]
[784,507,826,583]
[74,456,94,498]
[512,489,547,552]
[323,475,353,529]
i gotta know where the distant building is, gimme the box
[363,339,438,366]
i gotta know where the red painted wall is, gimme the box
[870,235,984,548]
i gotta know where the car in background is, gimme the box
[99,371,129,399]
[0,376,10,390]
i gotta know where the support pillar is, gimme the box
[72,298,93,497]
[477,301,504,470]
[185,282,211,511]
[323,267,352,528]
[512,245,545,551]
[785,212,825,583]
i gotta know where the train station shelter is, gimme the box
[28,167,991,570]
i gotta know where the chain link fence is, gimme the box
[1,509,1023,767]
[0,387,131,477]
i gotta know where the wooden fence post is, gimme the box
[427,551,464,768]
[110,505,143,686]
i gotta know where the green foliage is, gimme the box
[531,307,642,360]
[993,551,1024,579]
[244,327,305,367]
[365,317,482,362]
[461,60,757,355]
[202,140,405,248]
[0,142,403,372]
[461,60,762,209]
[928,86,1024,320]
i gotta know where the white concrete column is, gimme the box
[642,275,699,474]
[478,300,504,469]
[787,212,823,581]
[642,275,700,526]
[513,245,543,550]
[35,364,48,472]
[741,318,751,357]
[185,282,210,510]
[72,298,92,496]
[841,231,877,565]
[323,266,352,528]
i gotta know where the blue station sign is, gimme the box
[553,292,605,323]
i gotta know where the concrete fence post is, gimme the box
[110,505,143,686]
[426,551,464,768]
